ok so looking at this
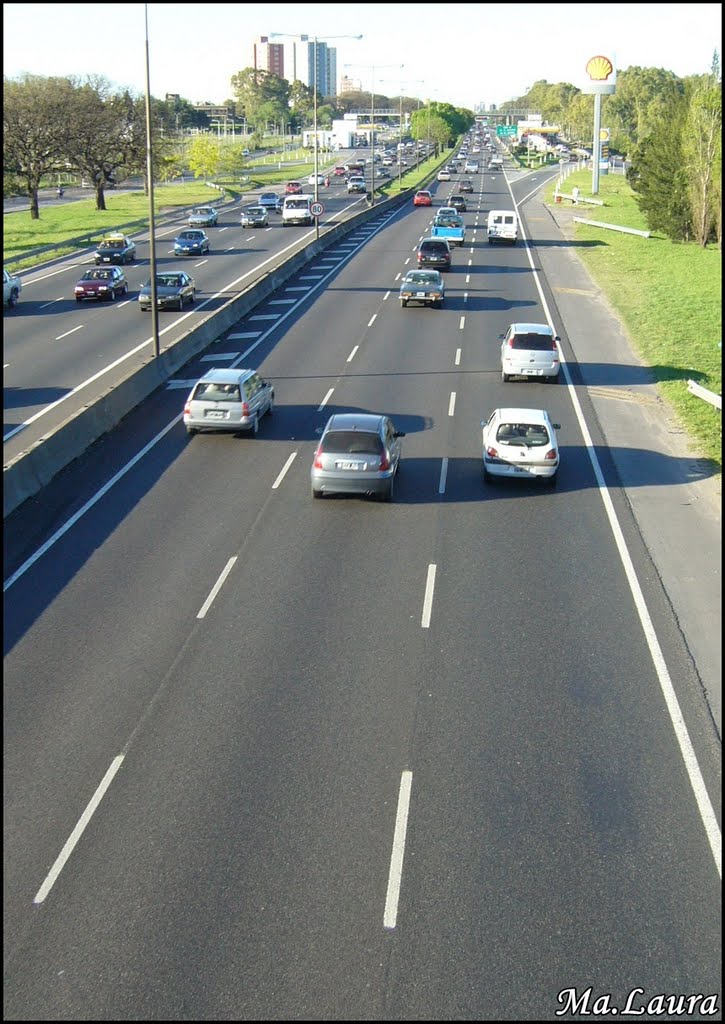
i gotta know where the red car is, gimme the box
[413,190,433,207]
[285,180,303,195]
[74,266,129,302]
[332,166,346,176]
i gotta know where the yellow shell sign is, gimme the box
[582,54,616,94]
[586,55,614,82]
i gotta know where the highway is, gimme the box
[2,152,369,465]
[3,148,721,1019]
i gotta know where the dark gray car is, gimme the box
[138,271,196,311]
[311,413,405,502]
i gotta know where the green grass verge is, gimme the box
[546,171,722,471]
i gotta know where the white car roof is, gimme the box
[494,408,551,424]
[509,323,554,334]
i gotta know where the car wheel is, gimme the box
[266,394,274,416]
[75,296,82,303]
[186,426,198,436]
[109,289,116,301]
[312,487,323,499]
[502,371,510,382]
[251,414,259,435]
[123,283,129,296]
[190,290,196,304]
[401,299,407,307]
[546,472,558,488]
[178,295,184,311]
[547,373,559,384]
[482,465,492,483]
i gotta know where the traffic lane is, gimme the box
[2,212,441,936]
[2,353,471,1018]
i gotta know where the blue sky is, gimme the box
[3,3,721,109]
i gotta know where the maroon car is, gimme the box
[74,266,129,302]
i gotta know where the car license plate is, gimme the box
[416,291,426,298]
[206,410,226,420]
[337,461,365,470]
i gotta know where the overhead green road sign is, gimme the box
[496,125,518,137]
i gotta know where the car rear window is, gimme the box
[421,241,448,253]
[193,382,241,402]
[510,333,554,350]
[321,431,382,455]
[496,423,550,446]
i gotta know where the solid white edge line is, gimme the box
[272,451,297,490]
[347,345,359,362]
[421,563,437,628]
[438,458,448,495]
[448,392,456,416]
[34,754,124,904]
[511,176,722,878]
[197,556,237,619]
[383,770,413,929]
[318,387,334,411]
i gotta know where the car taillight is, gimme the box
[545,448,557,461]
[551,339,559,351]
[313,445,324,469]
[508,337,516,347]
[379,449,390,471]
[183,401,191,415]
[241,401,250,417]
[486,445,499,458]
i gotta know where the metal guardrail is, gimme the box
[687,380,722,410]
[573,217,650,238]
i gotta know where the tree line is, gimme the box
[500,55,721,246]
[5,59,719,245]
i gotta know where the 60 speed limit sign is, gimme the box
[310,201,325,217]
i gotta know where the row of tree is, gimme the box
[499,56,721,246]
[5,59,720,244]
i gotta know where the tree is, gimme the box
[230,68,290,131]
[186,136,221,180]
[64,77,144,211]
[682,67,721,246]
[628,97,692,241]
[3,74,77,219]
[606,66,684,158]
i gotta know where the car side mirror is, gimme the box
[394,431,406,438]
[552,423,561,430]
[480,420,486,428]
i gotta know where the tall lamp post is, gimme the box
[272,32,362,237]
[381,76,423,188]
[143,3,159,357]
[346,62,402,207]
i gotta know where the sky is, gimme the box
[3,3,721,109]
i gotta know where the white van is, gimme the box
[487,210,518,245]
[282,194,314,226]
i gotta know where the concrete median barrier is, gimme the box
[4,190,410,517]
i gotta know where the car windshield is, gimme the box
[421,242,448,253]
[320,430,383,456]
[285,199,308,209]
[180,232,202,239]
[406,273,438,285]
[496,423,550,447]
[193,208,211,214]
[510,333,553,350]
[245,207,264,215]
[156,275,182,288]
[85,269,112,280]
[99,240,123,249]
[193,382,241,402]
[261,194,277,200]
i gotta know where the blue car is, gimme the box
[174,229,210,256]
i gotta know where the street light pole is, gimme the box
[143,3,159,358]
[313,37,319,238]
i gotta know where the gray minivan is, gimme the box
[183,367,274,435]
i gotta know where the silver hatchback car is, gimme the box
[183,367,274,436]
[311,413,405,502]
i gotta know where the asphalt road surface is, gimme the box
[3,147,721,1020]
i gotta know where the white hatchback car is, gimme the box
[481,408,561,486]
[500,322,561,382]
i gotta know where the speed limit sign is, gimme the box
[310,201,325,217]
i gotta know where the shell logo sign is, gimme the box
[582,54,616,94]
[586,55,614,81]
